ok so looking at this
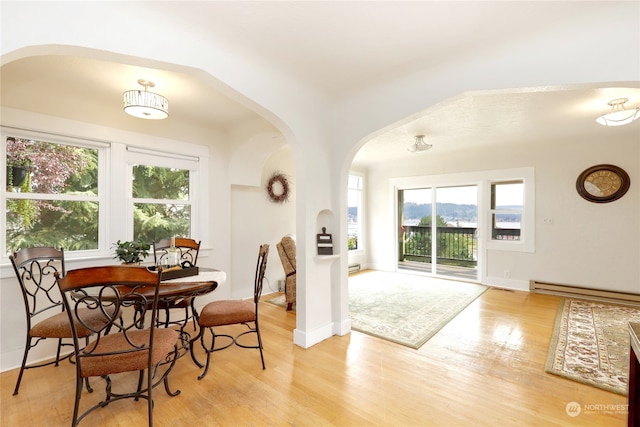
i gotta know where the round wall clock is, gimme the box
[576,164,630,203]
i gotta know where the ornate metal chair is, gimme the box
[192,244,269,379]
[9,247,105,395]
[152,237,201,330]
[55,265,181,427]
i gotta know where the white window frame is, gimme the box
[484,168,535,253]
[489,180,524,242]
[392,166,535,257]
[348,173,364,252]
[126,146,200,242]
[1,127,109,262]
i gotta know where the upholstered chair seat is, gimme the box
[80,328,179,378]
[30,306,117,338]
[198,300,255,327]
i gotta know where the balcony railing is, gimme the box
[400,225,477,268]
[400,225,521,268]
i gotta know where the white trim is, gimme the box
[126,146,200,163]
[1,125,111,148]
[390,167,536,284]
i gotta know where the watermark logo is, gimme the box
[566,402,581,417]
[565,401,628,417]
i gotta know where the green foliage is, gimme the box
[348,235,358,250]
[112,239,151,264]
[132,165,191,243]
[5,137,98,254]
[5,138,192,256]
[418,215,448,227]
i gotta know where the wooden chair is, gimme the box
[55,265,181,427]
[153,237,201,329]
[192,244,269,380]
[9,247,104,395]
[276,236,296,310]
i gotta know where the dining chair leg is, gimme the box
[197,328,215,380]
[54,338,64,366]
[255,321,266,370]
[71,373,84,427]
[13,335,33,395]
[134,370,144,401]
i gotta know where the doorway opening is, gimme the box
[398,186,478,281]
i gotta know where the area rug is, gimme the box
[268,271,487,349]
[545,298,640,395]
[348,271,487,348]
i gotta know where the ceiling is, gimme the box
[1,2,639,167]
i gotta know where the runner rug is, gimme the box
[266,270,488,349]
[545,298,640,395]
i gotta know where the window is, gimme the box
[126,147,199,246]
[132,165,192,243]
[348,174,363,251]
[4,135,102,255]
[490,181,523,241]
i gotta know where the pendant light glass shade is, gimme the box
[123,79,169,120]
[596,98,639,127]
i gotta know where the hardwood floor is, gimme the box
[1,283,628,426]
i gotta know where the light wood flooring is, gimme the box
[1,282,628,426]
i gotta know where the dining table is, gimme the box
[157,269,226,300]
[126,268,226,361]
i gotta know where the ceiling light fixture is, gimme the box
[123,79,169,120]
[408,134,432,152]
[596,98,639,127]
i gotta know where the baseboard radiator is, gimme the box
[530,280,640,306]
[348,264,361,273]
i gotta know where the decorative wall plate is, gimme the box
[576,164,630,203]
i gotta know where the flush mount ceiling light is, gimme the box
[407,134,432,152]
[596,98,639,127]
[123,79,169,120]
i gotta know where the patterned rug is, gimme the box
[267,270,488,349]
[545,298,640,395]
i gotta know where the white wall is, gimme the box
[363,133,639,293]
[230,145,296,300]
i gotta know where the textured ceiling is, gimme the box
[1,1,639,167]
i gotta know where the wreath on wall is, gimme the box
[266,171,290,204]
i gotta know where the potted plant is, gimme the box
[6,149,32,189]
[112,239,151,264]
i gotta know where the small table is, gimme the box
[629,322,640,426]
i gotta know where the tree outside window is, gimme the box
[4,137,99,255]
[132,165,191,245]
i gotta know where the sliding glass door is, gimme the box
[398,185,478,280]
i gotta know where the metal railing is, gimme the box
[400,225,477,268]
[400,225,521,268]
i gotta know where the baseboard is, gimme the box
[530,280,640,306]
[293,323,334,349]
